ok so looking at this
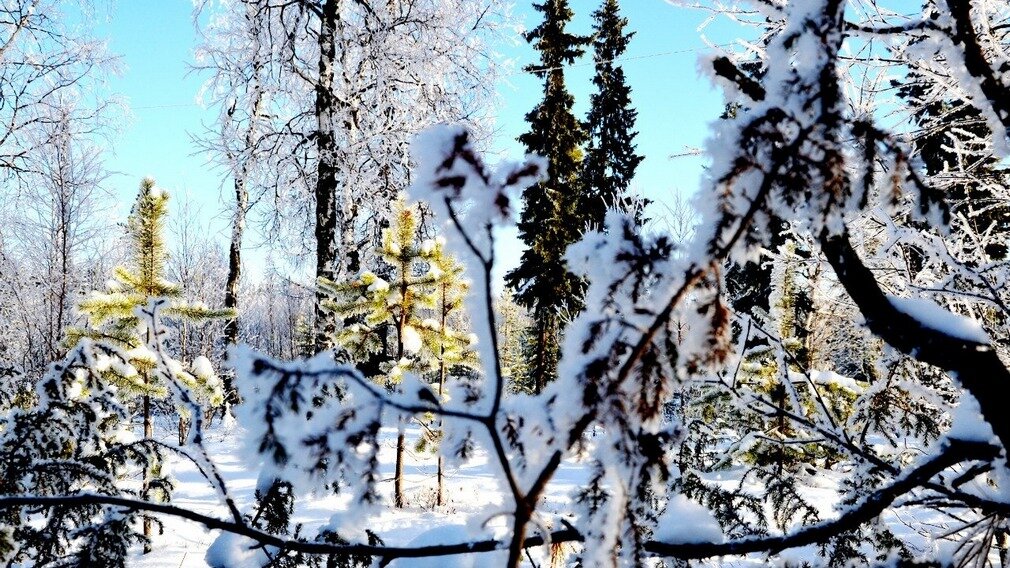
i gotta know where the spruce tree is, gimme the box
[320,198,475,508]
[900,74,1010,261]
[0,340,168,565]
[583,0,643,226]
[505,0,589,392]
[66,178,232,549]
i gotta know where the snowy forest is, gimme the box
[1,0,1009,566]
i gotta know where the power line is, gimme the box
[131,102,202,110]
[510,43,734,76]
[129,44,729,111]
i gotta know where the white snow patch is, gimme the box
[811,370,862,393]
[946,394,996,443]
[388,525,500,567]
[888,296,989,344]
[205,532,273,568]
[402,325,422,354]
[192,356,215,379]
[654,494,725,544]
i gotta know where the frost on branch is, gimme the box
[0,332,173,565]
[231,346,385,508]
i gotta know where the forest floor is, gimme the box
[129,417,949,567]
[131,419,591,567]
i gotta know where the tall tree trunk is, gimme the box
[393,274,408,507]
[535,317,548,393]
[313,0,339,353]
[223,175,247,403]
[394,432,406,507]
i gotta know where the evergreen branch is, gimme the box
[945,0,1010,138]
[0,440,997,562]
[819,230,1010,451]
[644,439,1002,558]
[0,491,580,560]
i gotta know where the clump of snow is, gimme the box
[192,355,214,379]
[205,532,273,568]
[361,271,389,293]
[398,372,437,407]
[401,325,422,354]
[888,296,990,344]
[65,377,84,400]
[653,494,725,544]
[809,370,862,393]
[946,394,996,443]
[421,239,436,255]
[127,345,157,365]
[387,525,499,568]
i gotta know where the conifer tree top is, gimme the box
[582,0,643,227]
[524,0,587,75]
[67,178,233,406]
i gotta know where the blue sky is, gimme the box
[95,0,727,279]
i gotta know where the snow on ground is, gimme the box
[131,420,590,567]
[127,417,976,566]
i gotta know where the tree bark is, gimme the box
[223,175,247,403]
[437,282,447,507]
[820,231,1010,451]
[142,387,152,552]
[393,266,409,508]
[313,0,340,353]
[394,432,406,508]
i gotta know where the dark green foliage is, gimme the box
[506,0,590,391]
[677,470,766,539]
[582,0,643,226]
[745,468,819,533]
[318,529,383,568]
[0,343,167,564]
[900,67,1010,262]
[251,479,295,537]
[74,512,145,568]
[246,479,310,568]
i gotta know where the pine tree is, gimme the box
[420,238,476,506]
[320,198,475,508]
[66,178,233,549]
[582,0,643,226]
[505,0,589,392]
[900,72,1010,262]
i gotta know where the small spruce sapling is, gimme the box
[320,198,436,509]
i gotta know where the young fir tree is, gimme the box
[505,0,589,393]
[66,178,232,549]
[582,0,643,227]
[320,198,474,508]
